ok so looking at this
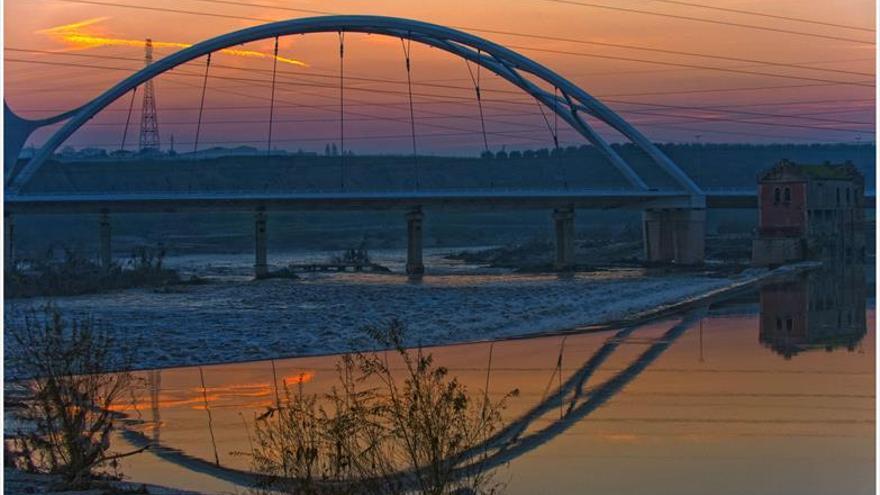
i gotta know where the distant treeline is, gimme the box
[21,143,876,194]
[476,143,875,188]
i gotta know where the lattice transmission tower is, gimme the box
[139,38,160,152]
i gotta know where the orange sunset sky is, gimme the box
[3,0,876,155]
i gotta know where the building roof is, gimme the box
[758,159,864,183]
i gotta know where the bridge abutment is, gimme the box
[99,211,112,269]
[642,208,705,264]
[5,212,14,272]
[254,209,268,279]
[406,207,425,277]
[553,207,576,271]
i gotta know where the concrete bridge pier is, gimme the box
[254,209,269,279]
[406,207,425,277]
[99,211,112,269]
[642,208,706,264]
[5,212,14,272]
[553,207,576,271]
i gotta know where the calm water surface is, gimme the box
[112,268,874,495]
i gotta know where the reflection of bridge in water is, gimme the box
[451,311,704,476]
[124,309,706,489]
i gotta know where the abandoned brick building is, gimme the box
[752,159,865,266]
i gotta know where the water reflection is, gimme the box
[759,261,867,359]
[113,297,874,495]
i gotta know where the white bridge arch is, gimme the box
[4,15,703,200]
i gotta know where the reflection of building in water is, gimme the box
[759,263,866,359]
[752,160,865,266]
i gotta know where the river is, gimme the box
[100,262,873,494]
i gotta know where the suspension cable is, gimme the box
[193,52,212,156]
[535,88,567,187]
[338,31,345,190]
[464,50,490,154]
[119,86,138,152]
[267,36,279,156]
[401,36,419,190]
[535,93,558,149]
[553,86,564,175]
[553,87,560,152]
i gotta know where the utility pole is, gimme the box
[139,38,160,153]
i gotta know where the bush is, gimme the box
[6,245,181,298]
[247,319,517,495]
[6,306,144,490]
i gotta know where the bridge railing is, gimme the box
[7,186,690,199]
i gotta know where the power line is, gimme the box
[617,107,874,135]
[503,45,873,88]
[633,0,874,32]
[604,99,874,128]
[51,0,275,22]
[14,95,874,116]
[601,80,874,99]
[534,0,874,45]
[40,0,876,65]
[41,128,564,148]
[77,101,873,130]
[12,47,873,97]
[184,0,876,46]
[172,0,877,76]
[8,43,873,103]
[454,26,874,78]
[8,55,873,126]
[7,57,874,137]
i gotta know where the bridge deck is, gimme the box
[5,188,873,214]
[5,188,704,214]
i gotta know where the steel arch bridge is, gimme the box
[4,15,704,202]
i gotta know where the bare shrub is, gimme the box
[6,244,180,298]
[6,305,144,489]
[248,319,517,495]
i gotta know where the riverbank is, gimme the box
[3,468,203,494]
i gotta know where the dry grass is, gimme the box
[6,306,144,490]
[246,319,517,495]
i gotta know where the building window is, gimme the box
[846,188,851,205]
[783,187,791,203]
[776,317,782,330]
[786,318,793,332]
[774,187,781,204]
[836,188,841,206]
